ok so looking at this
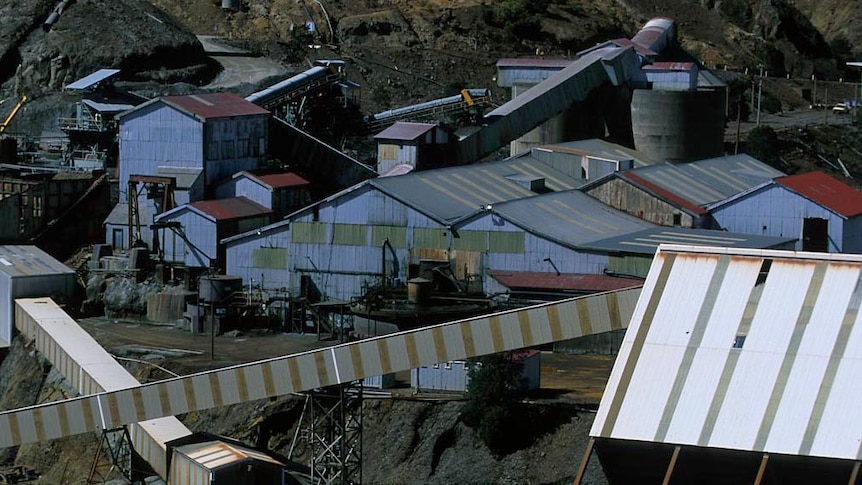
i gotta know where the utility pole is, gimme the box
[756,65,763,126]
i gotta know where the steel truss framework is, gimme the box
[310,381,363,485]
[87,426,132,484]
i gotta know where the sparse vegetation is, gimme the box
[746,125,781,165]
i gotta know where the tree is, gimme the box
[746,125,781,165]
[460,353,525,457]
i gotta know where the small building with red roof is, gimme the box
[154,196,272,269]
[215,170,311,217]
[708,171,862,253]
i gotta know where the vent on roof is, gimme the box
[505,174,547,193]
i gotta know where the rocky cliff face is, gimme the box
[0,0,213,100]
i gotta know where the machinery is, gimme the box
[0,95,27,134]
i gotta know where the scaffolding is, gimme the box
[309,382,363,485]
[87,426,132,484]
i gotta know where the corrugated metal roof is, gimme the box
[581,227,796,254]
[487,190,656,248]
[697,69,727,88]
[621,154,785,208]
[775,171,862,217]
[535,139,658,167]
[65,69,121,90]
[371,158,582,224]
[176,441,283,471]
[123,93,269,121]
[374,122,437,141]
[156,166,202,190]
[253,172,310,189]
[188,197,272,222]
[0,246,74,278]
[81,99,135,113]
[631,17,674,53]
[592,245,862,461]
[488,270,643,292]
[104,202,133,226]
[643,62,696,71]
[496,58,574,68]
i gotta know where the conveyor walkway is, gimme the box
[1,286,640,450]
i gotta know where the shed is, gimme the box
[709,171,862,253]
[412,350,541,393]
[0,246,75,348]
[587,245,862,484]
[582,154,785,228]
[215,171,311,216]
[374,122,453,173]
[170,440,284,485]
[155,197,272,269]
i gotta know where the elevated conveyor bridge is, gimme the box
[1,286,640,451]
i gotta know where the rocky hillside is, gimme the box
[2,0,860,126]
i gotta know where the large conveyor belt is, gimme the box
[1,287,641,448]
[12,298,191,479]
[457,45,641,163]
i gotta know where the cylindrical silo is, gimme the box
[631,89,725,162]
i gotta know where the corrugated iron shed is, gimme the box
[374,122,437,142]
[592,244,862,461]
[582,227,796,254]
[187,196,272,222]
[65,69,120,90]
[488,270,642,292]
[619,154,785,208]
[0,245,74,278]
[485,190,655,248]
[370,158,582,224]
[176,441,283,470]
[775,171,862,218]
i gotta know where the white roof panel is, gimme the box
[592,244,862,461]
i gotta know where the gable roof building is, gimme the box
[709,171,862,253]
[582,154,785,228]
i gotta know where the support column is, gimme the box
[572,438,595,485]
[753,454,769,485]
[848,461,860,485]
[662,445,681,485]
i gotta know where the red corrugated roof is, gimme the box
[622,172,709,215]
[487,270,643,292]
[775,171,862,217]
[256,172,310,189]
[163,93,269,119]
[190,197,272,221]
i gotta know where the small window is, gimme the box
[672,213,682,226]
[444,362,452,370]
[432,363,439,369]
[733,335,746,349]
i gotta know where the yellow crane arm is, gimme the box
[0,95,28,133]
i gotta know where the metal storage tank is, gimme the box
[630,89,725,162]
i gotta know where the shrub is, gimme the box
[460,353,525,457]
